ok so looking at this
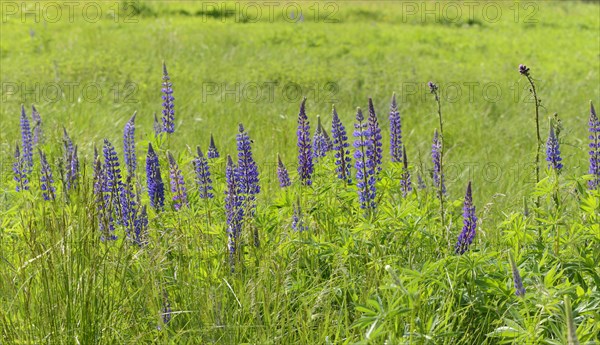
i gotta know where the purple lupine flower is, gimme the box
[123,111,137,176]
[160,290,172,329]
[31,105,42,145]
[102,139,123,213]
[367,98,383,176]
[518,64,530,77]
[389,93,403,163]
[587,101,599,189]
[193,146,214,199]
[38,148,55,201]
[207,133,220,159]
[13,144,29,191]
[331,105,352,184]
[119,176,138,235]
[291,197,307,232]
[545,126,563,171]
[428,81,439,94]
[65,145,79,191]
[236,123,260,202]
[297,97,314,186]
[225,155,244,268]
[354,107,376,210]
[431,129,446,195]
[63,127,74,159]
[509,253,525,297]
[20,105,33,168]
[312,115,330,160]
[93,156,116,240]
[277,153,291,188]
[161,63,175,133]
[146,143,165,210]
[455,181,477,254]
[400,147,412,197]
[167,151,188,211]
[133,205,148,246]
[153,112,162,137]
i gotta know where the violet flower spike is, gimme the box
[31,105,42,145]
[331,105,352,184]
[13,144,29,191]
[587,101,600,189]
[161,62,175,134]
[65,145,79,191]
[518,64,530,77]
[236,123,260,212]
[455,181,477,254]
[193,146,214,199]
[146,143,165,210]
[20,104,33,168]
[296,97,314,186]
[225,155,243,269]
[207,133,220,159]
[291,197,307,232]
[167,151,188,211]
[102,139,123,213]
[93,155,116,241]
[277,153,291,188]
[389,93,403,163]
[354,107,376,210]
[123,111,137,177]
[38,148,55,201]
[133,205,148,246]
[312,115,329,161]
[545,126,563,171]
[509,253,526,297]
[367,98,383,176]
[400,146,412,197]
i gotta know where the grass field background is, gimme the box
[1,1,599,344]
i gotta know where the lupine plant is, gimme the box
[20,104,33,168]
[297,97,313,186]
[38,148,55,201]
[354,107,376,210]
[400,146,412,197]
[367,98,383,176]
[193,146,214,199]
[276,153,291,188]
[389,92,403,163]
[207,133,220,159]
[146,143,165,210]
[588,101,599,189]
[167,151,188,211]
[312,115,330,160]
[31,104,42,145]
[123,111,137,177]
[455,181,476,254]
[161,62,175,134]
[331,105,352,184]
[13,144,29,191]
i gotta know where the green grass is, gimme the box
[1,1,599,344]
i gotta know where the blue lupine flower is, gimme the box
[161,63,175,133]
[38,148,55,201]
[389,93,403,163]
[291,197,307,232]
[587,101,599,189]
[277,153,291,188]
[236,123,260,203]
[167,151,188,211]
[545,126,563,171]
[31,105,42,145]
[123,111,137,176]
[312,115,331,160]
[354,107,376,210]
[119,176,138,234]
[455,181,477,254]
[331,105,352,184]
[509,253,525,297]
[160,290,172,328]
[20,105,33,168]
[13,144,29,191]
[153,112,162,137]
[146,143,165,210]
[133,205,148,246]
[65,145,79,191]
[207,133,220,159]
[225,155,243,268]
[93,156,116,240]
[431,129,446,195]
[193,146,214,199]
[367,98,383,176]
[297,97,313,186]
[518,64,530,77]
[102,139,123,213]
[400,146,412,197]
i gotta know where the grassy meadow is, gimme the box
[1,1,599,344]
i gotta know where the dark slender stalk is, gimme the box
[429,82,446,228]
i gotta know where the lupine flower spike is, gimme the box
[38,148,55,201]
[193,146,214,199]
[146,143,165,210]
[102,139,123,212]
[225,155,243,268]
[455,181,477,254]
[588,101,600,189]
[236,123,260,205]
[65,145,79,191]
[292,196,307,232]
[297,97,313,186]
[207,133,220,159]
[119,175,138,234]
[400,146,412,197]
[312,115,330,160]
[354,107,376,210]
[133,205,148,246]
[508,253,525,297]
[546,126,563,172]
[161,62,175,133]
[367,98,383,176]
[13,144,29,191]
[277,153,291,188]
[331,105,352,184]
[432,129,446,195]
[167,151,188,211]
[123,111,137,176]
[20,104,33,168]
[389,93,403,163]
[31,105,42,145]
